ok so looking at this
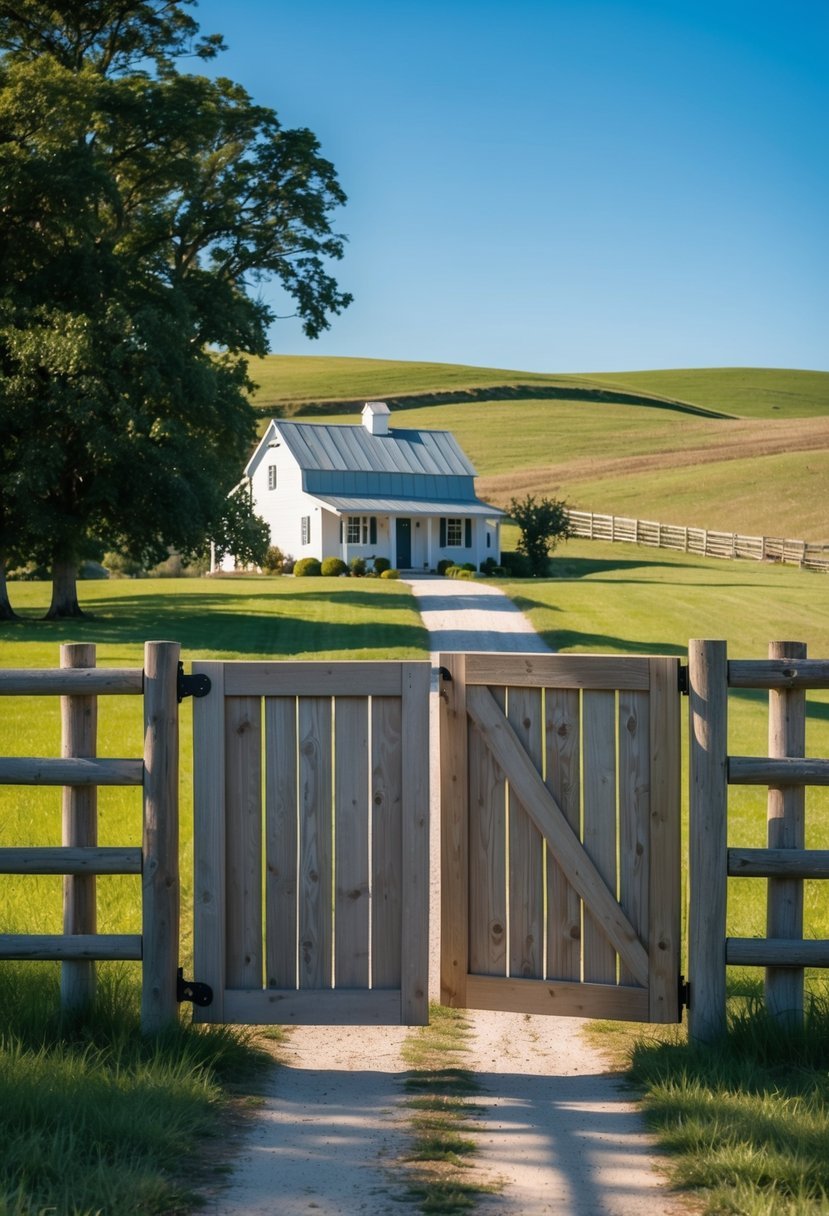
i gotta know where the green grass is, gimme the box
[399,1005,501,1214]
[0,964,274,1216]
[587,367,829,420]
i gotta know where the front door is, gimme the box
[396,518,412,568]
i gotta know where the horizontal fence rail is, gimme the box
[567,510,829,573]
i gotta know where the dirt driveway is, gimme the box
[205,579,686,1215]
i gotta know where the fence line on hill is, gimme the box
[566,510,829,573]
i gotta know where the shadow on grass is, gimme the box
[0,588,430,656]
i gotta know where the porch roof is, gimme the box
[312,494,505,518]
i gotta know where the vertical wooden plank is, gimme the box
[688,639,728,1043]
[400,662,431,1025]
[371,695,402,990]
[582,689,617,984]
[545,687,581,981]
[647,658,681,1022]
[468,696,507,978]
[193,662,225,1022]
[439,653,469,1008]
[265,697,298,989]
[766,640,807,1027]
[60,643,97,1015]
[298,696,333,989]
[507,687,544,979]
[335,697,370,988]
[618,688,649,987]
[141,641,181,1033]
[225,695,263,989]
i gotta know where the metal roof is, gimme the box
[273,420,477,478]
[312,494,505,518]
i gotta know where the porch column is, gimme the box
[390,518,397,570]
[426,519,433,570]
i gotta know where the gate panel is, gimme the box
[193,661,430,1026]
[440,652,681,1024]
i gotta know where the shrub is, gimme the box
[437,558,454,575]
[372,556,391,574]
[282,555,295,574]
[462,562,476,572]
[508,493,572,576]
[479,557,497,576]
[349,557,366,577]
[499,550,532,578]
[321,557,348,577]
[103,551,145,578]
[380,568,400,579]
[293,557,321,577]
[261,546,285,574]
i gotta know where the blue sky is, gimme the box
[194,0,828,373]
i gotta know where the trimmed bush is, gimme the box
[349,557,367,577]
[499,550,532,578]
[262,546,285,574]
[372,556,391,574]
[479,557,498,576]
[293,557,321,577]
[321,557,348,577]
[437,559,454,575]
[380,568,400,579]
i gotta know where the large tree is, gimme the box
[0,1,351,617]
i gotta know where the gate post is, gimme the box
[688,639,728,1043]
[766,640,807,1027]
[141,641,181,1033]
[60,642,98,1016]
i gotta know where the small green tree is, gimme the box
[508,494,572,576]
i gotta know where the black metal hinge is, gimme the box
[438,666,453,683]
[678,665,689,696]
[678,974,690,1013]
[176,968,213,1007]
[177,662,211,704]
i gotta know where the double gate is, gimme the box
[192,652,681,1027]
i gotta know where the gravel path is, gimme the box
[205,579,686,1215]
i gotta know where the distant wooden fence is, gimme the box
[688,640,829,1043]
[567,510,829,572]
[0,642,181,1033]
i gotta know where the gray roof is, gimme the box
[272,420,477,477]
[312,494,505,518]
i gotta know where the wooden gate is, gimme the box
[192,661,431,1025]
[439,652,681,1023]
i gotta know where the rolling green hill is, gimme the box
[247,357,829,542]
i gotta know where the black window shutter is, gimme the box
[440,518,446,547]
[370,517,377,545]
[465,519,472,547]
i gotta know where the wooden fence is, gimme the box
[688,640,829,1043]
[0,642,180,1033]
[567,510,829,573]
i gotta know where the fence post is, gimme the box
[688,639,728,1043]
[766,640,807,1027]
[141,641,181,1033]
[60,643,98,1016]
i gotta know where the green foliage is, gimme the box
[444,565,478,580]
[498,550,532,578]
[380,568,400,579]
[293,557,321,577]
[508,493,572,576]
[207,484,271,571]
[372,556,391,574]
[349,556,367,577]
[320,556,347,576]
[437,559,454,575]
[261,545,286,574]
[0,1,350,616]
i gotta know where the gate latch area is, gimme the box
[177,968,213,1007]
[177,663,211,704]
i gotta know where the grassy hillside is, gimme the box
[247,357,829,541]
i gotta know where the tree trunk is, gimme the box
[46,558,85,619]
[0,558,17,620]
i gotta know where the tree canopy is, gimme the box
[0,0,351,616]
[508,494,572,576]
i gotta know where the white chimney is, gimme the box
[362,401,390,436]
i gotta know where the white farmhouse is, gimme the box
[238,402,504,571]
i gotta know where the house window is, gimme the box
[301,515,311,545]
[446,518,463,547]
[267,464,277,490]
[343,515,377,545]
